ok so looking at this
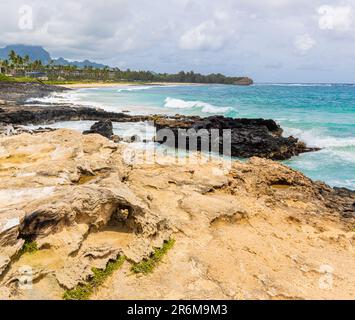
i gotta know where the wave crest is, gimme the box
[283,127,355,149]
[117,85,179,93]
[164,97,231,114]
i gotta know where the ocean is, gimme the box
[30,83,355,189]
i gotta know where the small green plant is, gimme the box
[19,240,38,256]
[63,255,126,300]
[62,283,92,301]
[131,239,175,275]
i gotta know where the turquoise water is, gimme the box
[52,84,355,189]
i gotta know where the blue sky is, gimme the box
[0,0,354,83]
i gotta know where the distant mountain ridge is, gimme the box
[0,44,107,69]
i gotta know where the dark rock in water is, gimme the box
[0,103,139,125]
[83,120,114,139]
[155,115,320,160]
[0,82,67,103]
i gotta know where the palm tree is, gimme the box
[9,50,17,66]
[17,55,23,68]
[23,55,30,69]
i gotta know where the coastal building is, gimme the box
[25,71,49,81]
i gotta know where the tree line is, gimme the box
[0,50,252,85]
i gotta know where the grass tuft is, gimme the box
[19,240,38,256]
[131,239,175,275]
[63,255,126,300]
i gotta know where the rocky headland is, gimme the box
[0,82,354,300]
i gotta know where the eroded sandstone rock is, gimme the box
[0,129,353,300]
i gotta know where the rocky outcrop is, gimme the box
[0,82,319,160]
[0,130,171,298]
[234,77,254,86]
[0,103,142,125]
[0,103,318,160]
[83,120,114,139]
[0,124,56,137]
[155,116,319,160]
[0,82,67,103]
[0,130,353,300]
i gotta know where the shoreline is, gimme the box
[0,81,353,190]
[58,82,209,89]
[0,82,319,161]
[0,81,354,300]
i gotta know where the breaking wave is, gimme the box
[283,127,355,149]
[164,97,231,114]
[117,85,179,93]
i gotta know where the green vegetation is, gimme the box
[131,239,175,275]
[0,73,15,82]
[19,240,38,256]
[44,80,94,85]
[0,50,251,85]
[0,73,39,83]
[12,76,38,82]
[63,283,92,301]
[63,255,126,300]
[43,80,148,85]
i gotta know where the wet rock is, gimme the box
[83,120,114,139]
[0,82,67,103]
[155,116,320,160]
[0,123,56,137]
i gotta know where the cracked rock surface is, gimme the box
[0,129,354,300]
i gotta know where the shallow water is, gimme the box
[30,83,355,189]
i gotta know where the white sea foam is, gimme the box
[25,89,167,115]
[255,83,334,87]
[117,85,174,93]
[26,121,156,141]
[283,127,355,149]
[26,93,70,104]
[164,97,231,114]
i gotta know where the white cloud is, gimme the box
[179,21,225,50]
[318,5,353,32]
[1,0,355,82]
[178,10,239,51]
[294,34,316,54]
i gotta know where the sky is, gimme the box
[0,0,354,83]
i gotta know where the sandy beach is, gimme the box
[59,82,205,89]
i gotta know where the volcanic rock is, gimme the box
[83,120,114,139]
